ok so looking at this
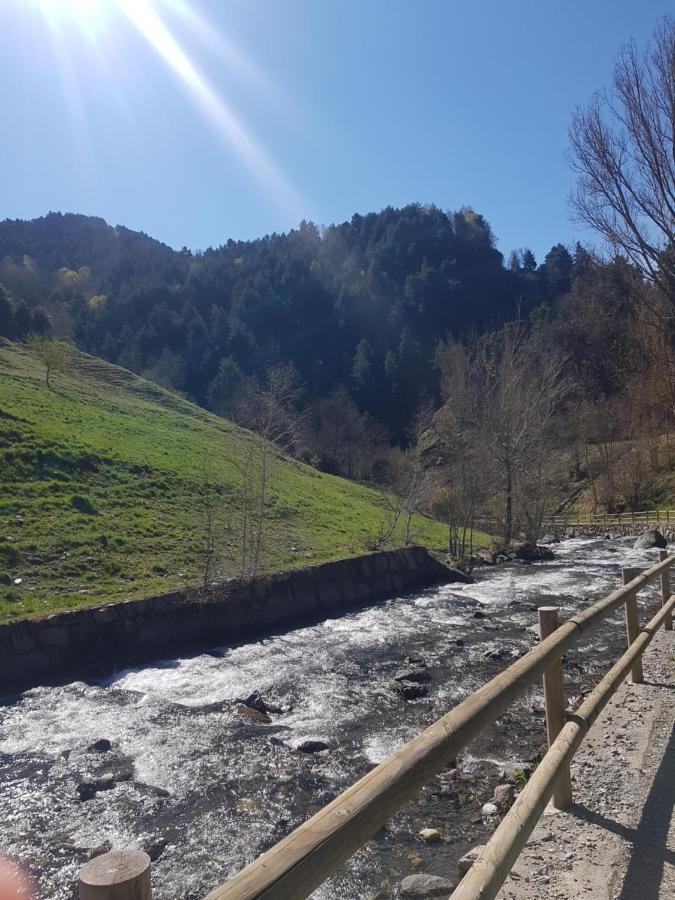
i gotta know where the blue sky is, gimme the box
[0,0,670,262]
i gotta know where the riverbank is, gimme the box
[0,546,460,694]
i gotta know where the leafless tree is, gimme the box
[196,457,224,588]
[569,17,675,305]
[233,365,305,576]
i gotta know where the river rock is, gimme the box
[76,774,116,801]
[235,704,271,724]
[481,801,498,817]
[235,691,283,715]
[634,529,667,549]
[493,783,515,808]
[418,827,441,843]
[399,874,457,897]
[458,845,485,874]
[394,668,432,684]
[444,567,474,584]
[394,680,430,700]
[87,739,112,753]
[295,740,330,753]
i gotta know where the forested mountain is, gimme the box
[0,207,576,439]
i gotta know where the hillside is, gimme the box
[0,340,459,623]
[0,209,573,442]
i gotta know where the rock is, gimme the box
[295,740,330,753]
[472,609,488,619]
[458,845,485,874]
[88,840,112,860]
[76,774,116,801]
[481,802,499,817]
[394,668,431,684]
[87,739,112,753]
[512,543,555,562]
[493,783,515,808]
[418,828,441,843]
[399,874,457,897]
[235,704,272,724]
[445,567,474,584]
[235,691,283,715]
[394,680,430,700]
[634,529,667,549]
[145,838,168,861]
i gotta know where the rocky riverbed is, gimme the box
[0,537,668,899]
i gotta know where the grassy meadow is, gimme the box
[0,340,479,622]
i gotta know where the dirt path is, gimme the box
[496,628,675,900]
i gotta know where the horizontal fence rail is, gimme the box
[201,551,675,900]
[543,509,675,527]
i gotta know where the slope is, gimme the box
[0,340,458,622]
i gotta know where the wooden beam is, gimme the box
[658,550,673,631]
[622,567,643,683]
[538,607,572,808]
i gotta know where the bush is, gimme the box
[70,494,97,515]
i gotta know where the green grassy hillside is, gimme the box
[0,340,466,622]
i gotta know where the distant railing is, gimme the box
[77,552,675,899]
[544,508,675,528]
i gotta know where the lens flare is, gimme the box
[20,0,307,220]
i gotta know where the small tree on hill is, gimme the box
[26,334,72,390]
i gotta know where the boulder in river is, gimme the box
[394,668,431,684]
[235,704,272,724]
[294,740,330,753]
[394,680,430,701]
[493,783,515,808]
[235,691,283,715]
[634,529,667,549]
[76,774,116,802]
[418,827,441,843]
[87,739,112,754]
[399,873,457,897]
[458,845,485,874]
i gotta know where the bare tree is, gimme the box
[233,366,305,576]
[569,17,675,304]
[196,457,225,588]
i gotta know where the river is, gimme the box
[0,537,665,899]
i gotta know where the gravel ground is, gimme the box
[496,627,675,900]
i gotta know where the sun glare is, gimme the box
[38,0,107,27]
[25,0,307,219]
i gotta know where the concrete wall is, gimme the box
[0,547,457,695]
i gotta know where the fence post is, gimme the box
[538,606,572,808]
[658,550,673,631]
[79,850,151,899]
[621,567,644,684]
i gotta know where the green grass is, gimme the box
[0,340,483,622]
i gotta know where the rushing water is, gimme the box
[0,538,665,899]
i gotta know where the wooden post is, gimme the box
[621,567,643,684]
[538,606,572,808]
[658,550,673,631]
[79,850,151,899]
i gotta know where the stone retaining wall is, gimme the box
[0,547,456,695]
[551,522,675,541]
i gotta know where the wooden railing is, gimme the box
[78,551,675,899]
[544,508,675,527]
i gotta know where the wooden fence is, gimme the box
[80,550,675,899]
[544,508,675,528]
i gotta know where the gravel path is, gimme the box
[496,627,675,900]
